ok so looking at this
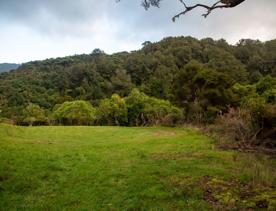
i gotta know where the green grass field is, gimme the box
[0,125,275,210]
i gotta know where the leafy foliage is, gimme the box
[22,103,47,126]
[53,100,96,125]
[126,89,182,126]
[0,36,275,143]
[97,94,128,126]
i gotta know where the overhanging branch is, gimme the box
[116,0,246,20]
[173,0,246,21]
[173,0,225,21]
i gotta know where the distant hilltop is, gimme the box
[0,63,20,73]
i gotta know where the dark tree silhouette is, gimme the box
[172,0,246,20]
[117,0,246,20]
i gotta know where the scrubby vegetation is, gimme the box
[0,37,275,148]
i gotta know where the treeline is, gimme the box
[15,89,182,127]
[0,36,275,146]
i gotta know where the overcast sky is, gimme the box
[0,0,275,63]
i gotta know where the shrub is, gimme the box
[53,100,96,125]
[125,89,148,126]
[261,104,276,145]
[185,99,204,124]
[125,89,183,126]
[0,117,15,125]
[97,94,128,126]
[22,103,47,126]
[161,112,183,127]
[212,107,257,146]
[143,97,182,126]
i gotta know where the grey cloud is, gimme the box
[0,0,275,62]
[0,0,100,21]
[1,0,275,42]
[0,0,110,35]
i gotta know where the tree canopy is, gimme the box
[0,36,275,141]
[53,100,96,125]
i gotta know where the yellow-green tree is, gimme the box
[23,103,47,126]
[53,100,96,125]
[97,94,128,126]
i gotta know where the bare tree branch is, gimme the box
[173,0,246,21]
[117,0,246,20]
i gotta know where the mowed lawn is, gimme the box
[0,125,275,210]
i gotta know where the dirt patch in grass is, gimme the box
[151,152,204,160]
[154,131,177,137]
[201,176,276,210]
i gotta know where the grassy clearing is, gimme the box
[0,124,275,210]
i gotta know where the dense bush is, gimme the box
[3,91,183,127]
[126,89,183,126]
[50,91,184,126]
[53,100,96,125]
[22,103,47,126]
[212,108,256,146]
[97,94,128,126]
[211,75,276,147]
[143,96,182,126]
[261,104,276,145]
[173,61,235,123]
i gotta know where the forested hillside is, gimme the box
[0,36,275,145]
